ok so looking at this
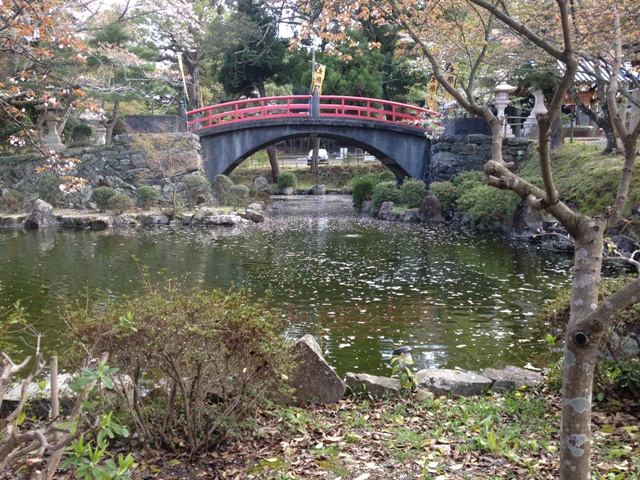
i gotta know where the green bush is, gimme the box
[65,283,294,454]
[277,171,297,190]
[181,175,212,207]
[428,181,457,216]
[452,170,486,191]
[107,194,133,214]
[229,184,250,208]
[35,173,64,206]
[1,189,24,212]
[91,187,117,211]
[456,184,519,225]
[400,179,426,208]
[137,185,161,209]
[214,174,234,205]
[370,170,396,184]
[371,181,401,213]
[351,175,376,209]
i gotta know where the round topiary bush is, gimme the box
[456,184,519,225]
[428,181,457,216]
[351,175,376,209]
[400,179,426,208]
[0,189,24,213]
[214,174,234,205]
[277,171,297,191]
[137,186,161,210]
[371,181,400,213]
[91,186,117,211]
[229,184,250,208]
[181,175,212,207]
[107,194,133,214]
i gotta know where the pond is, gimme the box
[0,196,572,377]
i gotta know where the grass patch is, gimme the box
[517,142,640,216]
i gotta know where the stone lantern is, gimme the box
[493,81,517,137]
[40,108,66,152]
[523,89,548,139]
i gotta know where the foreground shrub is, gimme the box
[537,275,640,399]
[428,181,457,216]
[452,170,486,191]
[400,179,426,208]
[65,284,294,454]
[137,185,161,209]
[351,175,376,209]
[277,171,297,190]
[0,189,24,212]
[214,174,234,205]
[107,193,133,214]
[181,174,212,207]
[36,173,64,206]
[229,184,250,208]
[371,181,401,213]
[91,187,117,211]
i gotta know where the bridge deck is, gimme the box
[187,95,441,132]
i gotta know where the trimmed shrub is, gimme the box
[351,175,376,209]
[107,194,133,214]
[277,171,297,190]
[452,170,486,191]
[214,174,234,205]
[0,189,24,212]
[137,185,161,209]
[400,179,426,208]
[229,184,250,209]
[35,173,64,206]
[371,181,401,213]
[91,187,117,211]
[370,170,396,184]
[65,284,294,453]
[429,181,457,216]
[456,184,519,224]
[182,175,212,207]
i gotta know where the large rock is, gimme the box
[287,335,345,406]
[309,185,326,195]
[345,372,400,399]
[414,369,492,397]
[253,176,271,193]
[25,200,59,228]
[481,365,544,392]
[138,214,170,226]
[419,196,444,222]
[244,209,265,223]
[378,201,396,221]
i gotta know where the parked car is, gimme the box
[306,149,328,165]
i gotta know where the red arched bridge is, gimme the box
[187,95,441,181]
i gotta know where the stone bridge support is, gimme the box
[196,117,432,182]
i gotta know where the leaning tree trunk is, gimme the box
[257,80,280,182]
[105,100,120,145]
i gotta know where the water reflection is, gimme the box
[0,196,572,376]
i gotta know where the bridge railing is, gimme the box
[187,95,441,131]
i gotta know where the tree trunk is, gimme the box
[257,79,279,182]
[560,219,604,479]
[551,110,564,151]
[106,100,120,145]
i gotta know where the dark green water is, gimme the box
[0,196,572,376]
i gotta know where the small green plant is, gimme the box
[181,174,212,207]
[456,184,520,225]
[399,178,426,208]
[0,188,24,212]
[390,353,415,395]
[107,194,133,215]
[277,171,297,191]
[371,180,400,213]
[229,184,250,209]
[91,187,117,212]
[351,175,376,209]
[214,174,234,205]
[136,185,161,210]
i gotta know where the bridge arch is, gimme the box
[196,117,432,182]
